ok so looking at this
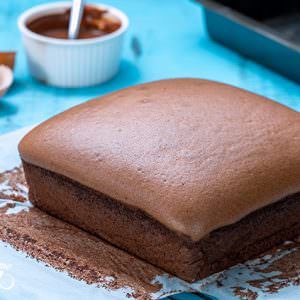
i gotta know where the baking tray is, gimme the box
[198,0,300,83]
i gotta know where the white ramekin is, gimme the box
[18,2,129,88]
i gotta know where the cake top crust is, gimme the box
[19,79,300,241]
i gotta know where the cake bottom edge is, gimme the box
[22,160,300,282]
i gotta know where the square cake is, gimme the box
[18,79,300,282]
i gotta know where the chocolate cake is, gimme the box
[18,79,300,282]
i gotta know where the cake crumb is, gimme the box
[248,243,300,294]
[0,167,28,202]
[233,287,258,300]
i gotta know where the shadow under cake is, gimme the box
[18,79,300,282]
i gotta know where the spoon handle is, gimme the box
[68,0,85,39]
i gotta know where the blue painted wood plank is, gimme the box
[0,0,299,135]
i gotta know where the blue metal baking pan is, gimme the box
[198,0,300,83]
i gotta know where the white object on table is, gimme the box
[0,65,13,99]
[17,2,129,88]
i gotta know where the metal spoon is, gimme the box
[68,0,85,39]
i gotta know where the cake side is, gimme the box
[22,161,300,282]
[18,78,300,241]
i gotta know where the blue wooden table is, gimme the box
[0,1,299,299]
[0,0,300,136]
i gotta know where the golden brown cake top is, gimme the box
[19,79,300,241]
